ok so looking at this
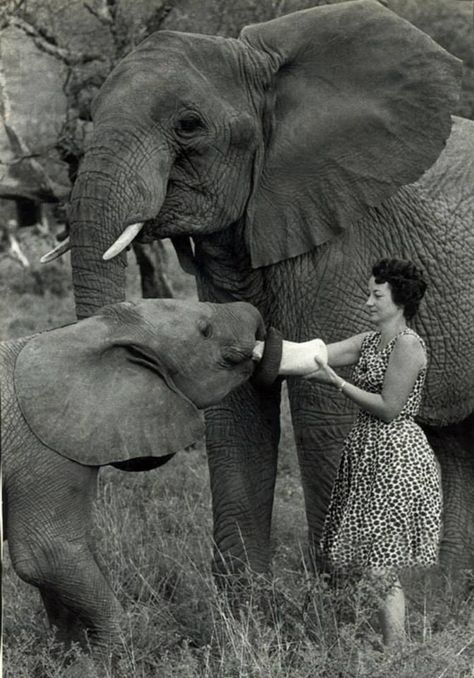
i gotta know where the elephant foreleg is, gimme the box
[287,377,355,567]
[423,413,474,570]
[6,452,123,652]
[205,380,282,578]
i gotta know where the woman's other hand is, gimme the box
[304,357,341,386]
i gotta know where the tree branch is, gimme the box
[7,16,106,65]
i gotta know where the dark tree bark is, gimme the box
[132,241,173,299]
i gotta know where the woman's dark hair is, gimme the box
[372,258,427,320]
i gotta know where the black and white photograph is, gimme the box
[1,1,473,676]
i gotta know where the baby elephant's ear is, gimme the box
[14,316,204,466]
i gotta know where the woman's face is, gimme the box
[365,276,404,325]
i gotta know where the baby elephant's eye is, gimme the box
[198,320,213,339]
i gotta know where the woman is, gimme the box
[306,258,442,647]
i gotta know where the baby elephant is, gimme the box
[1,298,271,650]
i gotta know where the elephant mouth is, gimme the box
[220,346,255,369]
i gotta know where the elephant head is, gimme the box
[13,298,266,467]
[67,0,460,318]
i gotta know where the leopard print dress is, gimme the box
[320,329,442,570]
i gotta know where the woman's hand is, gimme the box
[304,357,344,388]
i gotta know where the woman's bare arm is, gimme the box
[326,332,370,367]
[306,333,426,423]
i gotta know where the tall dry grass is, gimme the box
[3,452,473,677]
[1,231,473,677]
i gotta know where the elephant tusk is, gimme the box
[252,341,265,361]
[102,222,144,260]
[40,237,71,263]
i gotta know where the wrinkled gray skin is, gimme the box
[1,298,265,648]
[68,1,474,575]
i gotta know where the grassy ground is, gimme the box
[1,230,473,677]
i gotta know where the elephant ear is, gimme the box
[14,314,204,466]
[240,0,462,267]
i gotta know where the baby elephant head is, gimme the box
[101,298,266,408]
[13,299,266,468]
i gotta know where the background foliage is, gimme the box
[1,0,473,206]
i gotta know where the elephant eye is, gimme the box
[198,320,213,339]
[174,113,204,137]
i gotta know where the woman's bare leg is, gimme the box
[371,568,406,646]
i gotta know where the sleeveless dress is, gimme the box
[320,329,442,570]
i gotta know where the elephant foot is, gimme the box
[40,586,123,655]
[60,649,124,678]
[61,655,99,678]
[212,549,268,607]
[213,565,287,630]
[41,588,89,648]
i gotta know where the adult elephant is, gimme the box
[66,1,474,573]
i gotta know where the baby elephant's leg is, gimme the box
[7,450,123,651]
[33,539,123,650]
[39,588,91,646]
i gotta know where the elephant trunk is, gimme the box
[69,125,171,319]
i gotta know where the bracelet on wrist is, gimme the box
[337,380,346,393]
